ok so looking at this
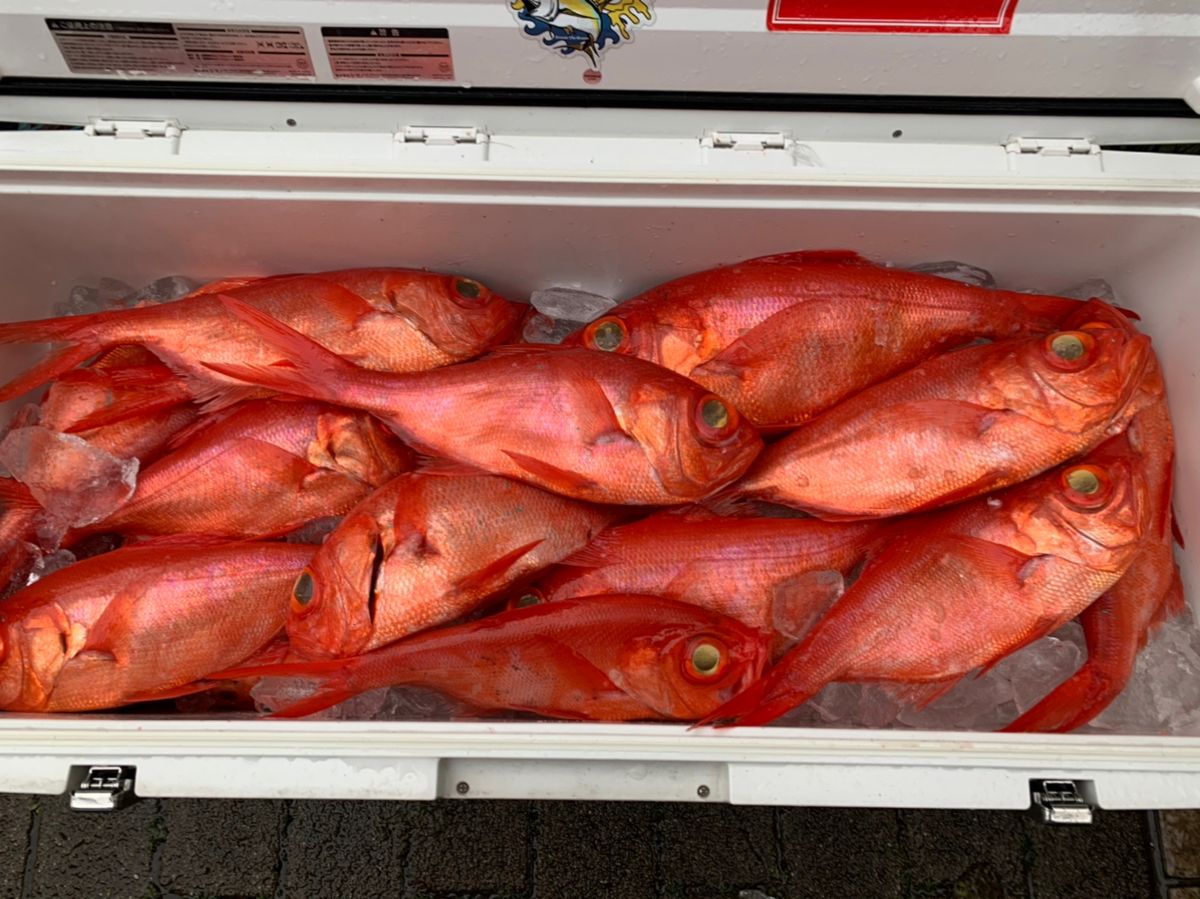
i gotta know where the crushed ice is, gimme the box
[524,287,617,344]
[55,274,200,317]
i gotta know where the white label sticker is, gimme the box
[47,19,314,78]
[322,27,454,81]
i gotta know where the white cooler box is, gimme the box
[1,0,1200,812]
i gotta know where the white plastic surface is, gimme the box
[0,121,1199,806]
[1,0,1199,101]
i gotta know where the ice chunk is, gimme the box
[371,685,466,721]
[55,274,199,316]
[0,426,138,527]
[530,287,617,322]
[523,312,582,345]
[126,275,201,305]
[24,548,76,586]
[250,676,370,719]
[1060,278,1118,304]
[907,260,996,289]
[895,671,1015,732]
[1001,622,1086,715]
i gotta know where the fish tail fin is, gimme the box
[1151,564,1186,630]
[64,369,190,432]
[1002,663,1118,733]
[199,296,374,407]
[694,667,822,729]
[0,341,101,403]
[209,657,368,718]
[0,477,41,512]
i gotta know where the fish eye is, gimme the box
[584,316,627,352]
[450,277,489,306]
[1044,331,1096,370]
[514,592,543,609]
[693,394,740,446]
[1060,464,1113,509]
[683,637,729,682]
[291,570,316,613]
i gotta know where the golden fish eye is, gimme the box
[690,643,722,677]
[701,398,729,431]
[293,571,315,606]
[1050,333,1086,361]
[454,278,481,299]
[515,593,542,608]
[591,320,625,351]
[1065,468,1101,495]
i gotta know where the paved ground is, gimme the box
[3,795,1199,899]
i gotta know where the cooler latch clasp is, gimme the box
[1005,136,1098,157]
[702,131,792,151]
[1030,779,1095,825]
[68,765,138,812]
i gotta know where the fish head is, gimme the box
[619,374,762,499]
[285,513,383,658]
[309,411,414,488]
[570,309,708,375]
[1012,451,1145,570]
[377,271,524,359]
[611,613,770,720]
[1029,326,1152,421]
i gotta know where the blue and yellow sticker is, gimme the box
[509,1,654,69]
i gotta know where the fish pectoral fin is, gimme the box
[772,569,846,644]
[502,450,600,495]
[454,539,544,595]
[120,680,220,706]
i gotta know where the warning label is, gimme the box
[46,18,314,77]
[322,27,454,81]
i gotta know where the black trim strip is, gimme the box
[0,77,1194,118]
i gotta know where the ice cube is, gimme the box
[55,274,198,316]
[24,548,76,586]
[530,287,617,323]
[522,312,582,345]
[55,284,103,317]
[0,426,138,528]
[127,275,201,305]
[373,685,465,721]
[907,260,996,289]
[1002,622,1086,715]
[1060,278,1118,304]
[250,676,378,719]
[895,670,1015,732]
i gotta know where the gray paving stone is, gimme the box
[778,808,904,899]
[535,801,655,899]
[1162,810,1200,878]
[658,804,783,899]
[900,809,1028,899]
[1169,890,1200,899]
[28,794,156,899]
[0,794,34,899]
[403,800,530,898]
[1028,810,1152,899]
[158,799,283,898]
[284,801,412,899]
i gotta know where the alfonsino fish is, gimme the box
[565,251,1081,427]
[0,479,42,595]
[75,399,414,540]
[202,299,762,505]
[288,468,616,658]
[1006,301,1183,732]
[699,452,1146,728]
[0,269,523,402]
[738,324,1151,518]
[222,595,770,721]
[533,509,881,643]
[0,541,312,712]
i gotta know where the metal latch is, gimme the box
[68,765,138,812]
[702,131,792,151]
[1030,779,1095,825]
[400,125,486,146]
[1005,137,1098,157]
[85,118,183,140]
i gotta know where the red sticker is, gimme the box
[767,0,1018,34]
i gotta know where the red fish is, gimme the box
[221,595,770,721]
[75,399,414,541]
[202,299,763,505]
[737,324,1151,519]
[288,468,616,658]
[0,479,42,596]
[1005,301,1182,732]
[700,452,1146,728]
[0,541,313,712]
[565,251,1080,427]
[533,509,880,645]
[0,269,523,402]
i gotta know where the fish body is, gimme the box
[536,509,880,639]
[0,269,523,401]
[701,451,1145,727]
[0,541,312,712]
[289,468,616,658]
[79,399,413,540]
[204,300,763,505]
[0,480,42,595]
[566,251,1081,427]
[228,594,770,721]
[738,325,1151,518]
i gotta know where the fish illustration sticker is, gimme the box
[510,0,654,69]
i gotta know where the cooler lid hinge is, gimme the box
[85,118,183,140]
[1005,136,1099,157]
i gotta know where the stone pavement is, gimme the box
[4,794,1198,899]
